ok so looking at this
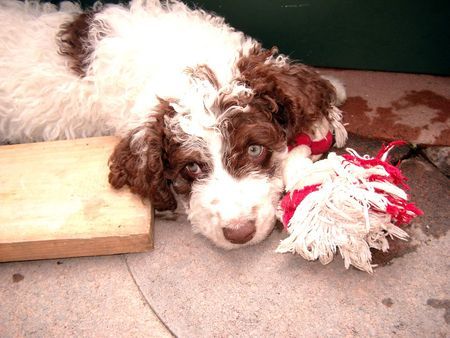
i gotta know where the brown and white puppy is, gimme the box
[0,0,346,248]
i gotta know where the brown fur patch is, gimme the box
[221,110,285,178]
[108,102,177,211]
[57,11,101,77]
[164,143,213,196]
[237,46,336,144]
[186,64,220,90]
[157,100,214,196]
[109,96,216,202]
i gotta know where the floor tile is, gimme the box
[0,256,172,337]
[127,158,449,337]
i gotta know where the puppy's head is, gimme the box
[109,46,340,249]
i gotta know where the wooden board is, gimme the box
[0,136,153,262]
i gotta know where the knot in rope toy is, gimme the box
[278,138,423,273]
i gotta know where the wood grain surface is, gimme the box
[0,136,153,262]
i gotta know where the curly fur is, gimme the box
[0,0,346,249]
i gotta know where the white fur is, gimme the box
[0,0,256,142]
[185,127,286,249]
[0,0,346,249]
[0,0,275,249]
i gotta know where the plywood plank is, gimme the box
[0,136,153,262]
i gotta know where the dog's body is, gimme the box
[0,0,346,248]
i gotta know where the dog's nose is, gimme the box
[222,220,256,244]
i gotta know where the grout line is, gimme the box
[122,255,178,338]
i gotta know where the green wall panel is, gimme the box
[76,0,450,75]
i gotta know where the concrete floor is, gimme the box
[1,69,449,337]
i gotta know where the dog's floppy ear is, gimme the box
[108,118,177,211]
[238,46,338,143]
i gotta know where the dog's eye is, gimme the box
[247,144,264,158]
[184,162,203,179]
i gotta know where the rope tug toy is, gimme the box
[277,113,423,273]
